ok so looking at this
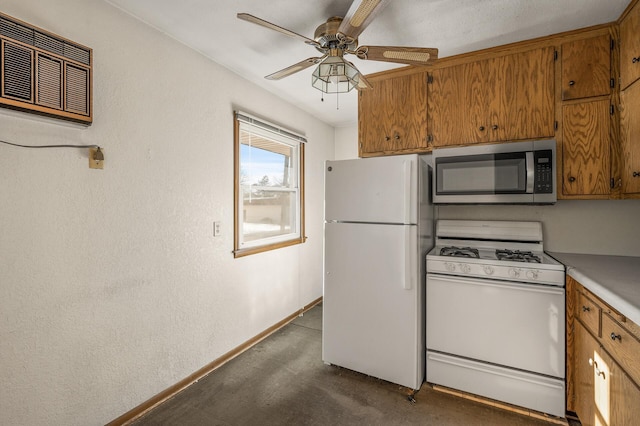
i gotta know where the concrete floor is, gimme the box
[132,304,565,425]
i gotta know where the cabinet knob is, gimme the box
[633,57,640,63]
[385,136,390,141]
[568,176,576,183]
[582,306,590,312]
[479,126,485,131]
[492,125,498,130]
[633,171,640,177]
[394,134,400,140]
[610,332,622,341]
[568,80,575,86]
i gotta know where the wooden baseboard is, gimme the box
[431,384,569,426]
[107,297,323,425]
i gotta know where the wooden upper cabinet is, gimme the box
[561,34,611,100]
[428,61,476,147]
[429,46,554,147]
[620,0,640,90]
[358,71,428,157]
[562,99,611,196]
[510,47,555,140]
[621,79,640,194]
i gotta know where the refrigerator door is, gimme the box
[323,221,423,389]
[325,155,418,224]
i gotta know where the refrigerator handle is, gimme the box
[403,160,412,224]
[403,226,412,290]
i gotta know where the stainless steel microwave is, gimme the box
[432,140,556,204]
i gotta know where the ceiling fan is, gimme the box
[237,0,438,94]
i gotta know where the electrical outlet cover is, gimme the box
[89,147,104,169]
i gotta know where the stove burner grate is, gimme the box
[440,246,480,258]
[495,249,541,263]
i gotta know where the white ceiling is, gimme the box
[105,0,628,127]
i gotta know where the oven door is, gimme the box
[426,273,565,378]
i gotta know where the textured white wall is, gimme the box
[0,1,334,425]
[337,125,640,256]
[334,125,359,160]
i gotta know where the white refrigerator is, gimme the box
[322,154,434,390]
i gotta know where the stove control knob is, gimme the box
[526,270,539,280]
[483,266,494,275]
[445,262,456,272]
[459,264,471,274]
[508,268,521,278]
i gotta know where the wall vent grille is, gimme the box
[65,64,88,115]
[0,12,92,124]
[2,42,33,101]
[0,16,90,65]
[37,54,62,109]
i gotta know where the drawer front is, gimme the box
[577,292,601,337]
[601,313,640,387]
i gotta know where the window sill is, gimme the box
[233,236,307,258]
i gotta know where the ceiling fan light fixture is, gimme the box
[311,56,360,94]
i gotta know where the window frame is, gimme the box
[233,111,306,258]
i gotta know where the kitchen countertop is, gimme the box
[549,252,640,326]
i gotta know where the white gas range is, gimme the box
[427,220,565,285]
[426,220,566,418]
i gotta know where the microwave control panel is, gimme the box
[534,150,553,193]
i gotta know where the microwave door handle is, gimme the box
[526,151,535,193]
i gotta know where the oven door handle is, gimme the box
[427,273,564,295]
[526,151,535,194]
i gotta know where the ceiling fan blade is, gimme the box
[237,13,321,48]
[355,46,438,65]
[265,57,326,80]
[338,0,390,41]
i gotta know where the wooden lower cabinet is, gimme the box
[570,278,640,425]
[574,321,597,424]
[575,321,640,426]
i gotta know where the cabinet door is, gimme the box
[359,76,393,155]
[561,35,611,100]
[621,79,640,194]
[392,72,428,151]
[359,72,427,155]
[429,62,482,147]
[574,322,598,426]
[574,313,640,426]
[610,354,640,426]
[486,54,514,142]
[430,47,554,147]
[510,46,555,141]
[620,2,640,90]
[562,100,611,196]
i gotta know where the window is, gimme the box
[233,112,305,257]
